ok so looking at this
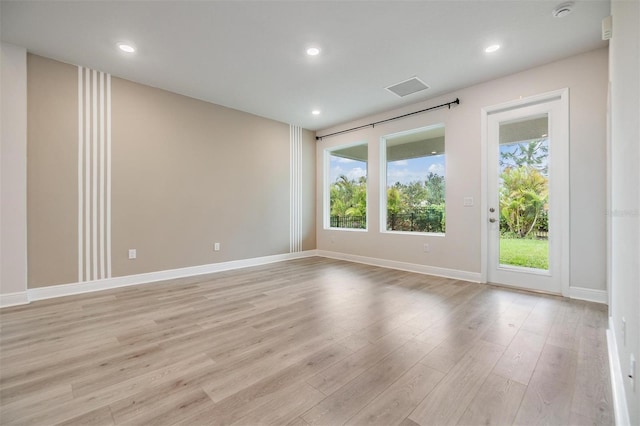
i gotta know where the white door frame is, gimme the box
[480,88,570,296]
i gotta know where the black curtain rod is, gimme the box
[315,98,460,141]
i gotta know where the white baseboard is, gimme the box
[316,250,482,283]
[569,286,608,304]
[4,251,609,308]
[25,250,318,303]
[607,316,631,426]
[0,291,29,308]
[5,249,477,306]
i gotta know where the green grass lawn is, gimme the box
[499,238,549,270]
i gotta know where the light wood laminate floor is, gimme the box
[0,257,613,425]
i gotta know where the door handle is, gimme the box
[489,218,497,223]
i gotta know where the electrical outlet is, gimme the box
[423,243,430,253]
[214,243,220,251]
[464,197,474,207]
[128,249,136,259]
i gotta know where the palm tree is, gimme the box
[346,176,367,217]
[329,175,367,227]
[500,139,548,174]
[330,175,353,216]
[499,166,548,238]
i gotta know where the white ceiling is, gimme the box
[1,1,610,131]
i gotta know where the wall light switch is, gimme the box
[464,197,474,207]
[214,243,220,251]
[128,249,136,259]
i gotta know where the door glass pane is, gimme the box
[498,115,549,270]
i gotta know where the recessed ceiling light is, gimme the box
[312,110,321,115]
[117,43,136,53]
[552,2,574,18]
[306,47,320,56]
[485,44,500,53]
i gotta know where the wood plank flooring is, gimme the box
[0,257,613,425]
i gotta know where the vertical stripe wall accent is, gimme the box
[289,125,303,252]
[77,66,111,282]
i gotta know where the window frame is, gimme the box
[379,124,446,236]
[323,141,369,232]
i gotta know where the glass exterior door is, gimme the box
[486,94,567,295]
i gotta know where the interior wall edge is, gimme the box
[607,318,631,426]
[0,42,28,297]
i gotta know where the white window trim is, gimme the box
[323,141,369,231]
[379,124,446,235]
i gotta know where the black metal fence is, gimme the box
[533,230,548,240]
[388,208,444,233]
[330,208,445,232]
[499,211,549,239]
[330,215,366,229]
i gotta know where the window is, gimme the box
[382,125,445,233]
[325,142,368,230]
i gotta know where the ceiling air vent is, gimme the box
[385,77,430,97]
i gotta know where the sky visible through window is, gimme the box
[386,155,445,186]
[329,139,547,185]
[329,138,547,186]
[328,155,445,185]
[329,156,367,183]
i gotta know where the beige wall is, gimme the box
[316,48,609,292]
[27,55,78,288]
[27,54,315,288]
[1,43,28,300]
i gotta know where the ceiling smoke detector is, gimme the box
[552,2,574,18]
[386,76,430,98]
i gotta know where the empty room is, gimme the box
[1,1,638,425]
